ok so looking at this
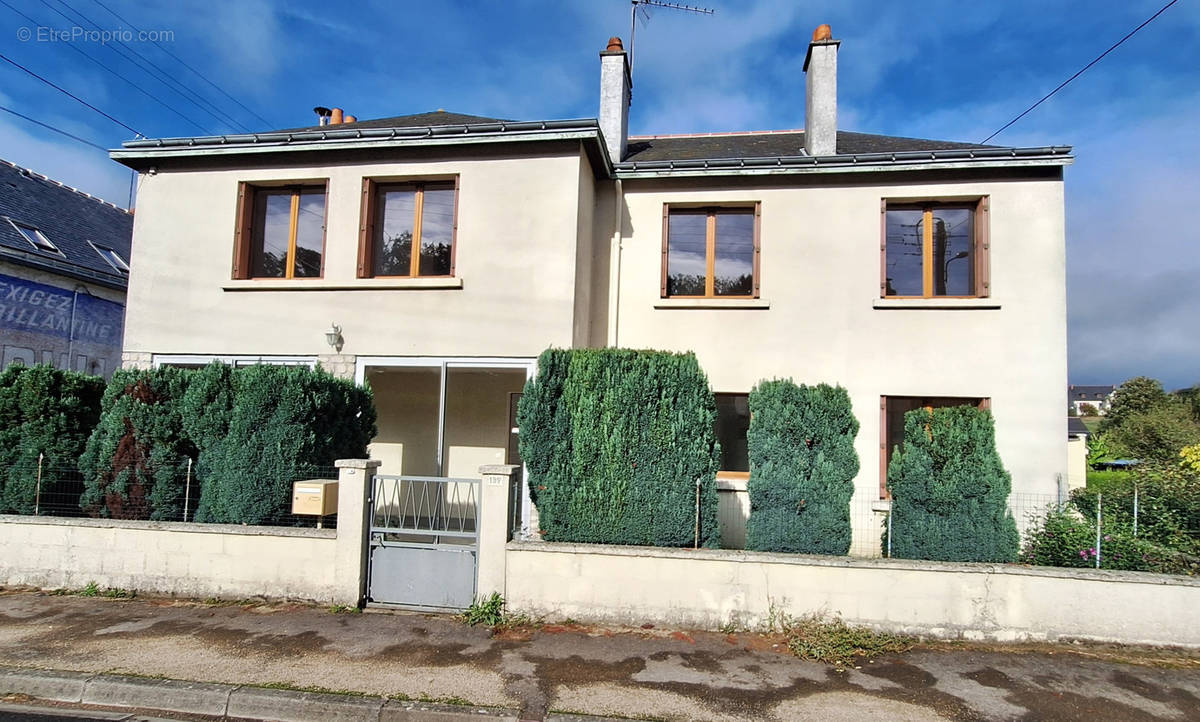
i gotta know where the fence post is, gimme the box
[886,506,893,558]
[333,458,380,606]
[183,458,193,522]
[1095,492,1102,569]
[34,452,43,516]
[1133,484,1139,537]
[478,464,520,602]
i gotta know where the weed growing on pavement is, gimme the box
[458,592,535,632]
[254,681,368,697]
[103,587,135,599]
[784,614,914,667]
[328,604,361,614]
[79,581,99,597]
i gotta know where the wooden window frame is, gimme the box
[358,176,460,279]
[880,197,989,299]
[661,203,761,299]
[879,395,991,499]
[714,391,751,480]
[232,181,328,280]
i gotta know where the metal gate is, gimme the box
[366,475,479,610]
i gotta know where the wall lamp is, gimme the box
[325,323,344,353]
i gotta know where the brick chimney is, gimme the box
[599,36,631,164]
[803,24,840,157]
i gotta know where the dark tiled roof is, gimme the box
[1068,417,1091,437]
[275,110,510,134]
[1068,385,1116,402]
[0,159,133,288]
[623,130,995,163]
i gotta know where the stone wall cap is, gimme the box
[336,458,382,469]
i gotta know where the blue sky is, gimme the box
[0,0,1197,389]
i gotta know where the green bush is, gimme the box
[79,367,195,520]
[886,405,1018,562]
[517,348,720,547]
[745,380,859,555]
[189,364,376,525]
[1021,506,1196,575]
[0,365,104,513]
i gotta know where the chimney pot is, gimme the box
[812,24,832,42]
[606,36,624,52]
[345,114,357,123]
[330,107,344,125]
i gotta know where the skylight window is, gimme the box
[88,241,130,273]
[7,218,62,255]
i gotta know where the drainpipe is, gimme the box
[66,283,88,372]
[607,178,624,347]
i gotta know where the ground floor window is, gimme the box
[153,354,316,369]
[715,393,750,478]
[880,395,989,498]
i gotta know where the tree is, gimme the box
[886,405,1018,562]
[744,380,859,555]
[1105,401,1200,462]
[1078,402,1099,417]
[1101,377,1168,433]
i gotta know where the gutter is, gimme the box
[0,245,127,292]
[613,145,1074,178]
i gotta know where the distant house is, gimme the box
[0,159,133,378]
[1069,384,1116,416]
[1067,416,1090,489]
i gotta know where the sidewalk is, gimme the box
[0,590,1197,721]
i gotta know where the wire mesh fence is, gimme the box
[0,461,340,529]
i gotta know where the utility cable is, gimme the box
[0,103,108,151]
[0,51,144,136]
[981,0,1179,143]
[90,0,274,129]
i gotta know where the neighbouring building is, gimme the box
[1069,384,1116,416]
[110,27,1072,553]
[0,159,132,378]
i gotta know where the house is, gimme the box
[0,159,132,378]
[1067,416,1090,489]
[109,27,1071,553]
[1068,384,1115,416]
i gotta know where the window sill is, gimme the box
[872,297,1000,310]
[654,298,770,310]
[223,277,464,292]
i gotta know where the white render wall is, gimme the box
[123,145,591,360]
[506,542,1200,647]
[607,173,1068,547]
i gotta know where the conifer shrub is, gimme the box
[0,365,104,513]
[188,364,376,525]
[745,380,859,555]
[517,348,720,547]
[886,405,1019,562]
[79,367,194,520]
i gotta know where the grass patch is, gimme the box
[253,681,368,697]
[329,603,361,614]
[79,581,99,597]
[783,613,914,667]
[458,593,535,632]
[103,587,135,599]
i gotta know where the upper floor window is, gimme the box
[358,178,457,278]
[883,198,989,298]
[7,218,62,256]
[662,204,759,298]
[232,182,327,280]
[89,241,130,274]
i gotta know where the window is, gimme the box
[358,178,457,278]
[662,205,759,298]
[879,396,989,498]
[88,241,130,273]
[7,218,62,255]
[232,182,327,280]
[715,393,751,477]
[882,198,988,298]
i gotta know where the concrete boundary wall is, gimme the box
[504,542,1200,648]
[0,459,378,604]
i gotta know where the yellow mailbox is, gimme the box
[291,480,339,516]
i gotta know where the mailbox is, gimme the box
[291,480,339,516]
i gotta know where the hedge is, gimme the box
[188,364,376,525]
[745,380,859,555]
[79,367,195,520]
[886,405,1018,562]
[517,348,720,547]
[0,365,104,513]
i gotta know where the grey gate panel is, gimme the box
[367,475,480,611]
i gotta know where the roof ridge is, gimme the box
[0,157,132,215]
[629,128,806,140]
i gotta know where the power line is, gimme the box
[90,0,274,130]
[0,103,107,151]
[981,0,1179,144]
[38,0,235,133]
[0,51,144,136]
[0,0,209,134]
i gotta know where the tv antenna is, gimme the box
[629,0,715,80]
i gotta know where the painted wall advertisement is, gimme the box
[0,273,125,378]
